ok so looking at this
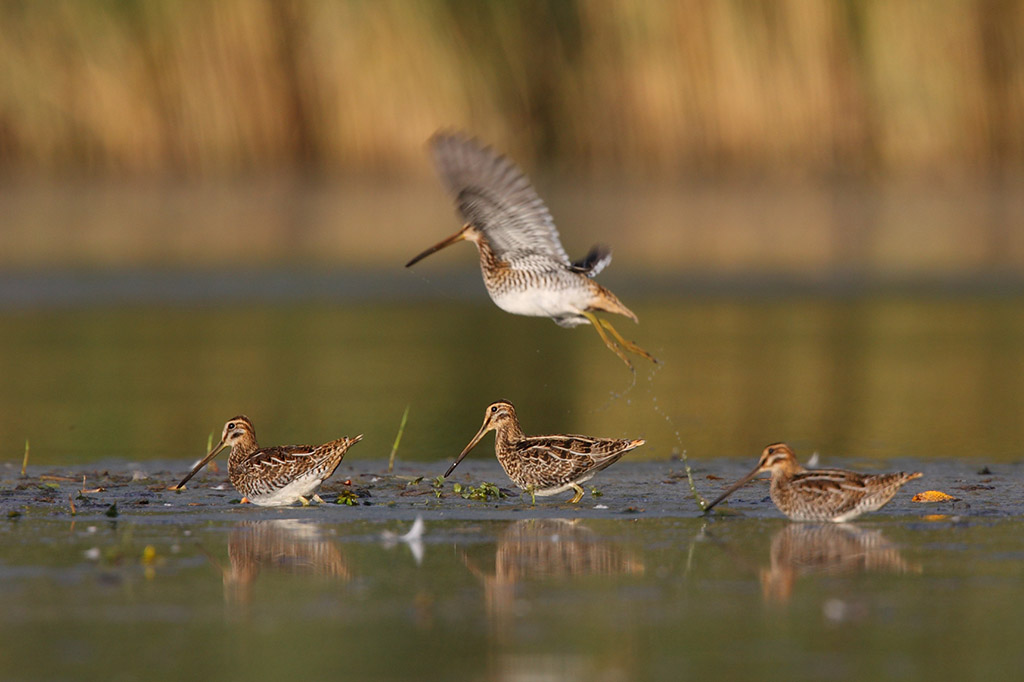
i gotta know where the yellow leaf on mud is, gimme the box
[912,490,958,503]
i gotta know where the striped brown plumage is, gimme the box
[704,443,922,522]
[406,132,656,370]
[174,416,362,506]
[443,400,644,503]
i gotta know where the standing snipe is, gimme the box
[406,132,657,371]
[704,443,922,522]
[173,416,362,507]
[443,400,645,503]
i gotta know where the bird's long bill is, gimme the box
[405,227,469,268]
[443,421,490,478]
[703,465,765,512]
[174,440,228,490]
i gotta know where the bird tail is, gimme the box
[570,244,612,277]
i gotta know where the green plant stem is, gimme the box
[387,405,410,474]
[680,450,707,511]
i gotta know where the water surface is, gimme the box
[1,454,1020,682]
[1,293,1022,465]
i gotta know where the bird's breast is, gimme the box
[485,270,594,320]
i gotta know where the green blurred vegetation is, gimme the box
[0,0,1022,178]
[3,297,1023,464]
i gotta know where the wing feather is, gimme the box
[515,436,640,484]
[431,133,571,266]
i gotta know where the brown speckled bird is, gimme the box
[174,416,362,506]
[406,132,657,371]
[443,400,645,503]
[704,443,922,522]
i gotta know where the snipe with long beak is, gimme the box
[704,443,922,522]
[173,416,362,507]
[443,400,645,503]
[406,133,657,371]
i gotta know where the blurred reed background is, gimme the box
[0,0,1022,274]
[1,0,1022,179]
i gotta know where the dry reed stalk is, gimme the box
[0,1,1020,176]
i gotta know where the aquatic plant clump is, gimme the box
[452,481,507,502]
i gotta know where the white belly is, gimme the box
[531,471,598,495]
[249,475,323,506]
[490,287,591,323]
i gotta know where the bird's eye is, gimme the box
[767,447,776,455]
[491,406,498,413]
[227,422,235,430]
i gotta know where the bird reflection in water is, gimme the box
[381,516,426,566]
[204,520,351,605]
[461,519,644,680]
[760,523,921,603]
[463,519,644,624]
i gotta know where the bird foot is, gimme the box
[583,311,634,370]
[583,312,660,370]
[599,318,659,365]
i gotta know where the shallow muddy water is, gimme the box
[1,455,1022,682]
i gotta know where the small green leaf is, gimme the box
[335,490,358,506]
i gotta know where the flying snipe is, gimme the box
[173,416,363,507]
[443,400,645,503]
[704,443,922,522]
[406,133,657,371]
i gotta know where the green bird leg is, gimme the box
[599,318,659,365]
[582,311,634,370]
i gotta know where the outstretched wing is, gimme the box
[431,132,571,266]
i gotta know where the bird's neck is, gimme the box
[769,460,804,484]
[494,420,525,448]
[228,438,259,469]
[475,238,507,277]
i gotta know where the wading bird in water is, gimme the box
[703,443,922,522]
[173,416,362,507]
[443,400,645,504]
[406,133,658,371]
